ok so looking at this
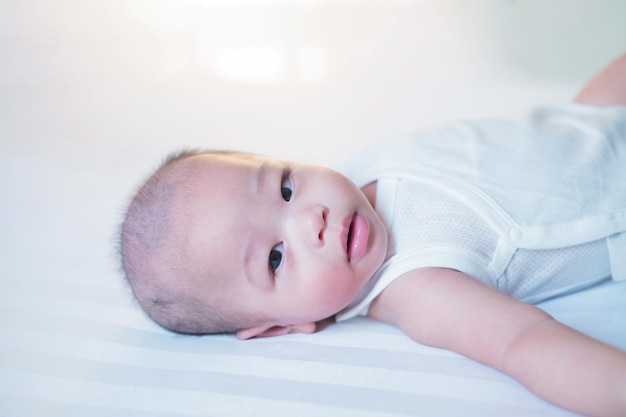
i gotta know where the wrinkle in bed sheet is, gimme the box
[0,258,624,417]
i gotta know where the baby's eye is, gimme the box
[269,243,284,272]
[281,169,293,202]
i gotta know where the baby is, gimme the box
[121,53,626,417]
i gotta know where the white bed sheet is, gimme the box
[2,1,626,416]
[1,163,625,417]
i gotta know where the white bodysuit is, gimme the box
[336,104,626,321]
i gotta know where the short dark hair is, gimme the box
[119,149,254,334]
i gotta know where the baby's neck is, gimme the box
[361,182,377,208]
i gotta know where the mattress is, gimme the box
[1,276,625,416]
[1,154,625,417]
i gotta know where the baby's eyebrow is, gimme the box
[243,238,255,285]
[243,235,267,288]
[255,161,270,198]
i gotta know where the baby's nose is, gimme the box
[302,205,327,246]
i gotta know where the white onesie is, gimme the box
[336,104,626,321]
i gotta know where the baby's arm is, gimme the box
[574,52,626,106]
[368,267,626,417]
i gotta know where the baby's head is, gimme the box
[120,150,388,339]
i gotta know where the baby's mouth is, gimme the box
[346,220,354,254]
[345,212,369,262]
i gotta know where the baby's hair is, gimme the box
[119,149,252,334]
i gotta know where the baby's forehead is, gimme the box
[170,150,249,184]
[170,152,258,256]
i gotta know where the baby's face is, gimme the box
[175,152,388,334]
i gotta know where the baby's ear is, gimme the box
[236,322,316,340]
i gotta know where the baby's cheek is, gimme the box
[313,268,357,313]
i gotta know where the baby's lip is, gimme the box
[340,212,369,262]
[340,214,352,260]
